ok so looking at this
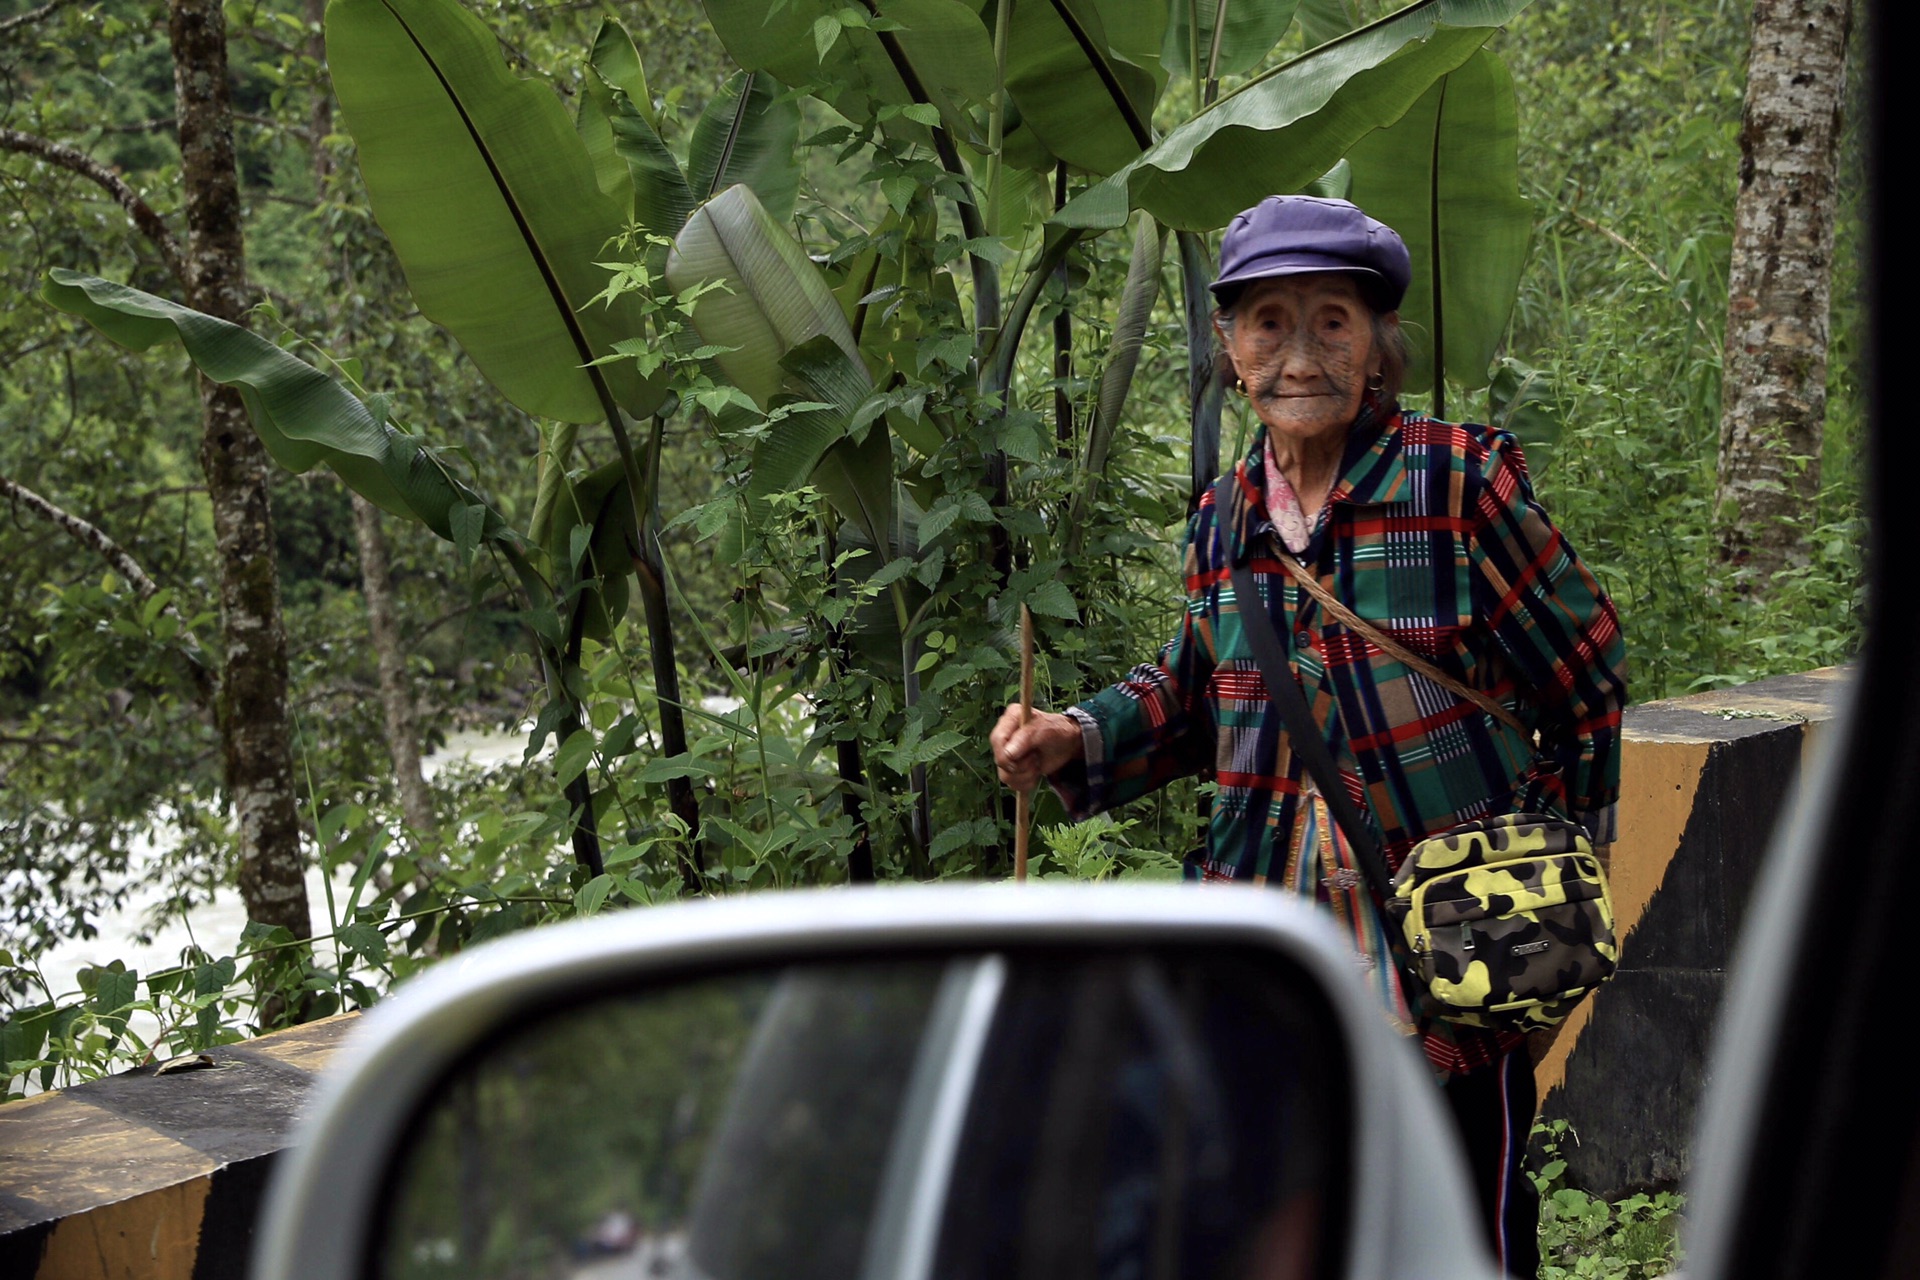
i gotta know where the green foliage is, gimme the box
[1057,0,1532,231]
[1532,1120,1685,1279]
[35,0,1517,917]
[1493,0,1866,697]
[1033,813,1185,880]
[1164,0,1305,80]
[703,0,1000,149]
[1000,0,1163,176]
[43,272,500,540]
[324,0,663,423]
[0,748,632,1097]
[1346,47,1531,401]
[1,0,596,971]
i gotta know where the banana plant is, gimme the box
[318,0,806,886]
[42,0,1546,889]
[46,0,811,888]
[575,20,895,876]
[43,273,502,543]
[701,0,1534,559]
[1344,47,1532,417]
[1062,211,1168,557]
[664,184,924,853]
[321,0,716,882]
[702,0,1005,333]
[581,23,801,242]
[1164,0,1304,90]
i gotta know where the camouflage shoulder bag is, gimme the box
[1227,534,1618,1034]
[1383,811,1617,1032]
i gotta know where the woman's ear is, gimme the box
[1212,311,1236,381]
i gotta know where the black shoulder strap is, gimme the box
[1213,474,1398,911]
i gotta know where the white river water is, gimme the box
[27,727,530,1022]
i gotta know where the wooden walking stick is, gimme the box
[1014,604,1035,882]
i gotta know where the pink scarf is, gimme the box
[1262,433,1317,554]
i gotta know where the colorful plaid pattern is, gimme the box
[1056,407,1628,1076]
[1285,789,1417,1036]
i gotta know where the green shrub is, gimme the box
[1533,1120,1685,1280]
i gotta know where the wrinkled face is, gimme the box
[1217,274,1383,447]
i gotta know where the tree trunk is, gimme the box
[350,494,439,841]
[170,0,311,942]
[1715,0,1853,586]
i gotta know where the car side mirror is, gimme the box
[253,885,1503,1280]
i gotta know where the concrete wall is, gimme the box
[1532,667,1842,1196]
[0,1015,356,1280]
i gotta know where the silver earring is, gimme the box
[1366,372,1385,393]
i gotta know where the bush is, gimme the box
[1532,1120,1685,1280]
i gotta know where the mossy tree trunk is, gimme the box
[170,0,312,944]
[1714,0,1854,588]
[351,493,439,842]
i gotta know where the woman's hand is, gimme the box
[990,706,1085,794]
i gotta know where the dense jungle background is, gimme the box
[1,0,1863,1170]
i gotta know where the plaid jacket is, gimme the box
[1057,408,1627,1073]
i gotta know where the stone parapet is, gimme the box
[0,1014,356,1279]
[1533,666,1844,1195]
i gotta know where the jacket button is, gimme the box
[1296,629,1312,645]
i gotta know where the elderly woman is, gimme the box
[991,195,1627,1277]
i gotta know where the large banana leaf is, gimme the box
[1307,156,1353,198]
[998,112,1061,175]
[1065,212,1166,551]
[832,504,929,673]
[967,142,1051,240]
[701,0,996,143]
[667,185,866,407]
[589,58,803,240]
[1294,0,1362,46]
[1095,0,1177,71]
[773,338,896,557]
[1003,0,1166,175]
[576,21,708,237]
[1054,0,1531,231]
[577,77,631,203]
[586,17,653,121]
[326,0,658,423]
[1177,229,1226,502]
[686,72,801,222]
[578,21,671,208]
[667,186,892,555]
[1162,0,1301,79]
[44,270,500,544]
[541,458,634,641]
[595,81,693,234]
[1344,48,1531,397]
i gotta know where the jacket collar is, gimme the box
[1221,401,1409,566]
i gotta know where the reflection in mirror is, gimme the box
[376,948,1350,1280]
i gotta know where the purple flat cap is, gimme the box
[1210,195,1412,312]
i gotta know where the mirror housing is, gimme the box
[254,885,1503,1280]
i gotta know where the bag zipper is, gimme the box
[1402,851,1606,939]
